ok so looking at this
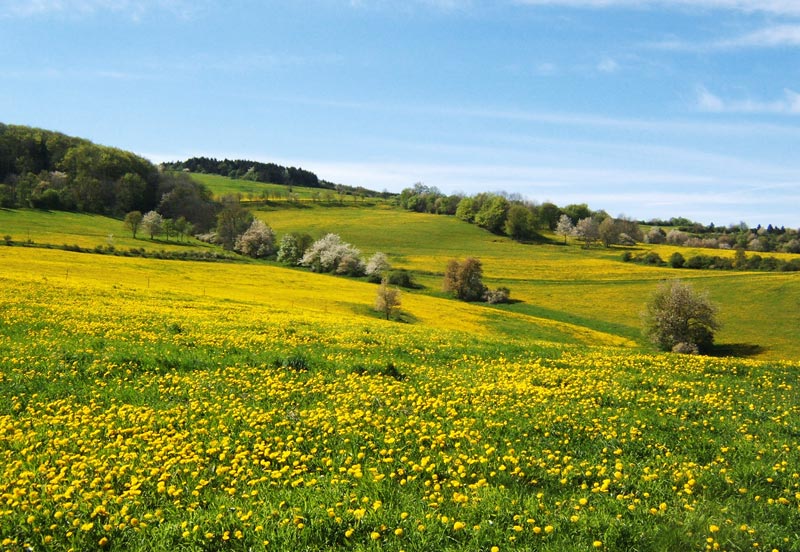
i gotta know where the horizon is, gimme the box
[2,1,799,227]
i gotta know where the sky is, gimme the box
[2,0,799,227]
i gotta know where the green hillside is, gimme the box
[255,204,800,361]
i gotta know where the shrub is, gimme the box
[641,252,664,266]
[642,280,719,354]
[443,258,486,302]
[365,252,391,279]
[300,233,364,274]
[485,287,511,304]
[234,219,276,258]
[2,235,11,246]
[387,269,417,289]
[668,252,686,268]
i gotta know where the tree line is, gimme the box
[0,124,219,233]
[161,156,387,199]
[397,183,642,245]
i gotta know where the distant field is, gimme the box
[186,172,387,206]
[2,200,798,360]
[259,205,800,361]
[0,208,214,252]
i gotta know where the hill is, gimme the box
[0,245,798,551]
[256,203,800,361]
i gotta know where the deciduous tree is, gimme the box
[124,210,143,239]
[375,277,401,320]
[642,280,720,354]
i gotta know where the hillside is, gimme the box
[1,245,798,551]
[255,204,800,361]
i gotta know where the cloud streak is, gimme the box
[651,24,800,51]
[0,0,205,20]
[696,86,800,115]
[512,0,800,17]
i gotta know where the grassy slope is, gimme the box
[257,204,800,361]
[0,208,214,252]
[1,171,798,359]
[1,246,798,552]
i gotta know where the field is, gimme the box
[187,173,385,206]
[257,205,800,361]
[1,247,799,551]
[1,180,800,551]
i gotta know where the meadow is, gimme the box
[257,205,800,361]
[0,247,798,551]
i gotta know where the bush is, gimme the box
[641,252,664,266]
[387,269,417,289]
[484,287,511,304]
[365,252,391,278]
[300,233,365,274]
[233,219,276,258]
[443,258,486,302]
[668,252,686,268]
[642,280,719,354]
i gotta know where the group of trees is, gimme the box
[398,185,649,247]
[1,124,219,233]
[623,249,800,273]
[162,157,322,189]
[162,156,387,200]
[643,223,800,254]
[442,258,511,304]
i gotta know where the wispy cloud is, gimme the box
[512,0,800,17]
[597,57,619,73]
[696,86,800,115]
[651,24,800,51]
[0,0,206,20]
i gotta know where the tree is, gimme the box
[645,226,666,244]
[141,210,163,240]
[124,210,143,238]
[375,277,401,320]
[299,233,364,275]
[215,195,253,250]
[234,219,276,258]
[574,217,600,248]
[598,218,620,247]
[474,195,509,234]
[504,204,537,241]
[277,232,313,264]
[555,214,574,244]
[443,257,486,302]
[365,252,391,280]
[642,280,720,354]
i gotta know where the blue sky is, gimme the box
[2,0,799,227]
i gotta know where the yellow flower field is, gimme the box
[0,248,798,551]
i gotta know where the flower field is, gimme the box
[1,249,799,551]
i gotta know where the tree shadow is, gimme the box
[709,343,766,358]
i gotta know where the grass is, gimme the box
[0,247,798,551]
[187,173,387,206]
[0,208,214,253]
[258,205,800,361]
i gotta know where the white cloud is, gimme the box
[512,0,800,16]
[0,0,205,19]
[652,25,800,51]
[597,57,619,73]
[696,86,800,115]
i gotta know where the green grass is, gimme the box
[0,262,798,551]
[0,208,215,253]
[186,172,387,206]
[258,205,800,361]
[2,199,799,360]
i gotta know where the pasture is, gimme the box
[0,247,798,551]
